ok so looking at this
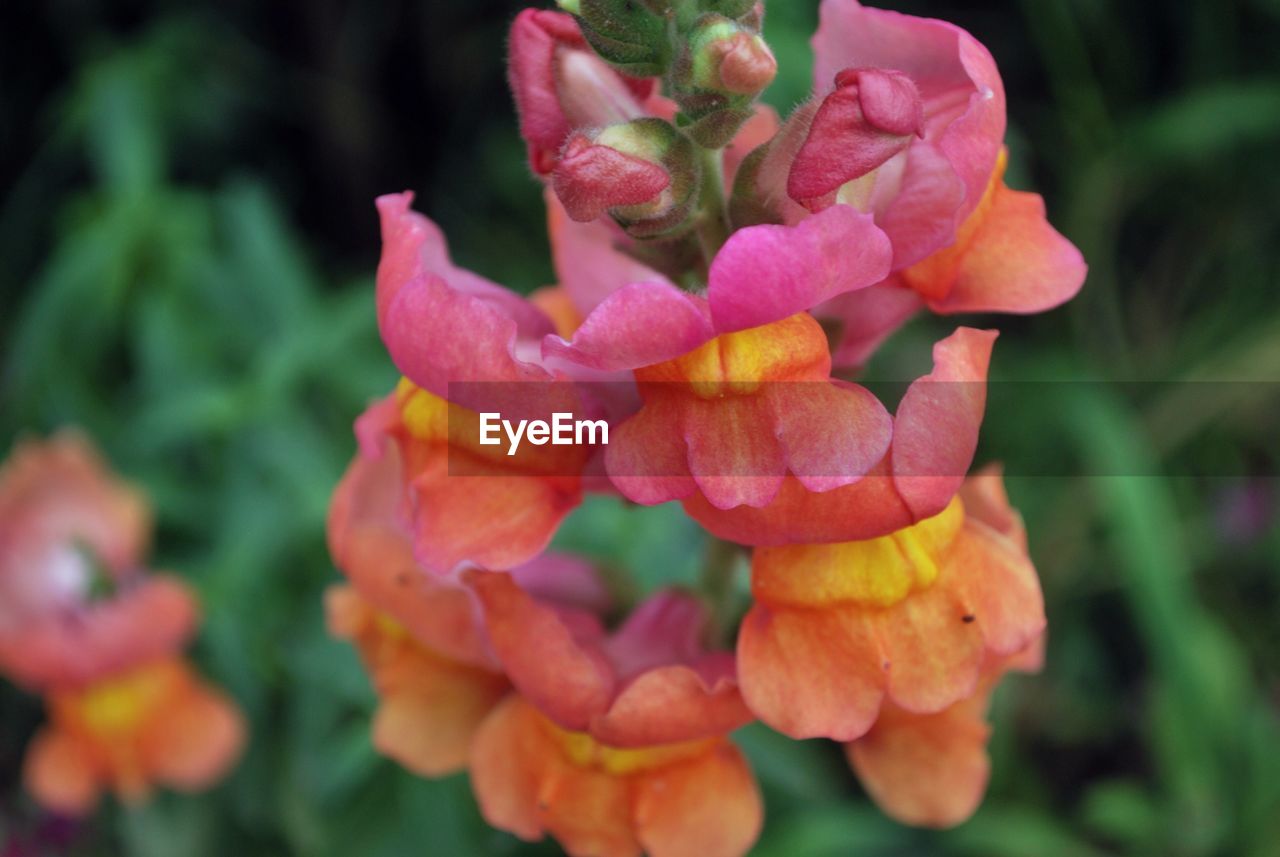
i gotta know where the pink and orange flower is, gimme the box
[329,0,1080,848]
[0,433,244,815]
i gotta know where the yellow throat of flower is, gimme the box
[752,496,965,609]
[540,712,716,776]
[635,313,830,397]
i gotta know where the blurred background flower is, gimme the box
[1,1,1277,855]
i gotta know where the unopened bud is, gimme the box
[569,0,669,77]
[672,15,776,148]
[691,20,775,94]
[552,118,701,239]
[787,67,924,210]
[508,9,652,176]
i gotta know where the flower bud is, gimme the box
[563,0,670,77]
[673,15,777,148]
[787,67,924,210]
[552,118,700,239]
[508,9,653,176]
[690,19,775,95]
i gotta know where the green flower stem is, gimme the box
[700,536,746,644]
[693,144,730,272]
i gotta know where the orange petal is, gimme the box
[537,754,641,857]
[846,692,991,828]
[684,395,785,509]
[589,665,753,748]
[958,464,1026,550]
[0,576,198,692]
[633,740,762,857]
[929,182,1086,315]
[410,463,579,572]
[945,520,1046,657]
[140,669,245,792]
[370,649,508,777]
[470,697,641,857]
[466,571,613,731]
[737,603,887,741]
[873,574,985,713]
[23,726,101,816]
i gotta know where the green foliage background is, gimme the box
[1,1,1278,855]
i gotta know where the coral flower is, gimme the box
[349,379,584,573]
[471,697,761,857]
[736,468,1044,741]
[22,658,245,816]
[682,326,994,545]
[465,573,761,857]
[0,433,244,815]
[604,312,892,510]
[0,434,198,692]
[728,0,1083,364]
[326,442,511,774]
[846,637,1043,828]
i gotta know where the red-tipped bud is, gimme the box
[508,9,652,176]
[671,15,776,148]
[788,67,924,209]
[553,134,672,222]
[696,25,773,95]
[551,118,700,238]
[693,24,776,95]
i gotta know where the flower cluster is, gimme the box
[329,0,1084,853]
[0,433,244,816]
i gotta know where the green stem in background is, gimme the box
[693,145,730,275]
[700,536,746,644]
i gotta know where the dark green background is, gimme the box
[2,1,1279,855]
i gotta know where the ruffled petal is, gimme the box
[370,650,508,777]
[707,206,892,332]
[633,741,763,857]
[768,380,892,493]
[590,664,752,748]
[375,194,554,398]
[470,697,642,857]
[23,727,101,816]
[409,463,580,574]
[544,282,715,372]
[684,395,786,510]
[683,327,994,545]
[465,571,614,731]
[890,326,996,520]
[327,450,493,664]
[605,393,698,505]
[845,692,991,828]
[0,576,198,692]
[737,603,887,740]
[928,182,1086,314]
[139,671,245,791]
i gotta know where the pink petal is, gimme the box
[375,194,554,397]
[930,185,1087,314]
[543,281,715,372]
[707,205,892,332]
[768,380,892,493]
[891,327,996,520]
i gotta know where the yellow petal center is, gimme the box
[751,496,964,608]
